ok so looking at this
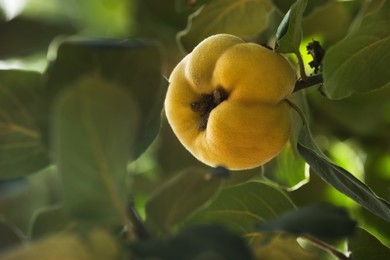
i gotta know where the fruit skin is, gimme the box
[164,34,296,170]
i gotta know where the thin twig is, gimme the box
[295,50,309,82]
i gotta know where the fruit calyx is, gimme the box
[190,87,228,131]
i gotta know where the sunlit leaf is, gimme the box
[145,167,224,232]
[297,122,390,222]
[252,232,317,260]
[188,181,296,234]
[0,229,122,260]
[52,75,138,225]
[45,38,163,158]
[130,224,252,259]
[258,203,356,239]
[348,228,390,260]
[0,70,50,179]
[178,0,273,52]
[275,0,307,53]
[323,0,390,99]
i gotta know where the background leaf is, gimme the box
[0,70,50,179]
[0,229,122,260]
[252,232,317,260]
[322,0,390,99]
[275,0,308,53]
[52,75,138,225]
[297,122,390,222]
[348,228,390,260]
[258,203,356,239]
[188,181,296,234]
[130,224,253,260]
[145,167,224,232]
[0,218,24,251]
[178,0,273,52]
[44,38,163,158]
[29,205,70,238]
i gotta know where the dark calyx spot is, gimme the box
[190,87,228,131]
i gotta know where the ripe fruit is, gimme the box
[164,34,296,170]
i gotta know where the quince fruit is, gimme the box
[165,34,296,170]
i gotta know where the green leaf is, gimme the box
[275,0,308,53]
[29,205,70,238]
[52,75,138,225]
[145,167,224,232]
[252,232,317,260]
[130,224,252,260]
[258,203,356,239]
[297,122,390,222]
[178,0,273,52]
[273,0,329,16]
[0,229,122,260]
[0,218,24,251]
[45,38,163,158]
[348,228,390,260]
[188,181,296,234]
[322,0,390,99]
[266,95,308,190]
[0,70,50,179]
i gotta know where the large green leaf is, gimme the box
[44,38,163,158]
[348,228,390,260]
[52,75,138,225]
[275,0,308,53]
[297,122,390,222]
[188,181,296,234]
[178,0,273,52]
[145,167,224,232]
[323,0,390,99]
[0,70,50,179]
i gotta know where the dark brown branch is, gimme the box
[293,74,323,93]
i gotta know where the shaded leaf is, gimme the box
[297,122,390,222]
[258,203,356,239]
[273,0,329,16]
[323,0,390,99]
[0,70,50,180]
[0,17,76,59]
[130,224,253,260]
[0,229,122,260]
[252,232,317,260]
[348,228,390,260]
[0,218,24,251]
[44,38,163,158]
[275,0,307,53]
[52,75,138,225]
[188,181,296,234]
[29,204,70,238]
[178,0,273,53]
[145,167,224,232]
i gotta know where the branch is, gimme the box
[303,235,351,260]
[293,74,323,93]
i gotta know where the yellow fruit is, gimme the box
[164,34,296,170]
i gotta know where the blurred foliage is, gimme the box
[0,0,389,259]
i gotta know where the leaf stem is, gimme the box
[303,235,351,260]
[293,74,323,93]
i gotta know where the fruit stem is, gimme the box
[293,74,323,93]
[296,50,308,82]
